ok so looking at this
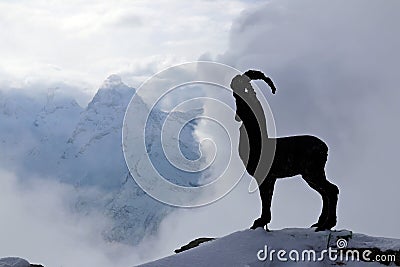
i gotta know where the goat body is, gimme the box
[270,135,328,178]
[231,70,339,232]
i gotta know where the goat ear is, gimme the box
[235,114,242,122]
[248,178,258,193]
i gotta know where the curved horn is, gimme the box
[243,70,277,94]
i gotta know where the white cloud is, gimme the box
[0,167,261,266]
[0,169,145,266]
[0,0,254,92]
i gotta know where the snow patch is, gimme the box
[0,257,30,267]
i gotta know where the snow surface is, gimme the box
[139,228,400,267]
[0,257,30,267]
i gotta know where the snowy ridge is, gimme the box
[139,228,400,267]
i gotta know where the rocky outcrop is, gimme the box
[174,237,215,253]
[0,257,43,267]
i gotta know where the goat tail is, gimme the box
[243,70,277,94]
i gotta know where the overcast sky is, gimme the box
[1,0,399,266]
[0,0,251,92]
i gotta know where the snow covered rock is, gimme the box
[174,237,215,253]
[0,258,30,267]
[0,258,43,267]
[139,228,400,267]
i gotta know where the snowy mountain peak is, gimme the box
[101,74,123,89]
[89,75,134,111]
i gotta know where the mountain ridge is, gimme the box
[0,75,204,245]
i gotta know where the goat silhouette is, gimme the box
[231,70,339,231]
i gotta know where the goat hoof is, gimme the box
[316,219,337,232]
[311,222,320,228]
[250,224,264,230]
[315,225,333,232]
[250,218,267,230]
[250,225,270,231]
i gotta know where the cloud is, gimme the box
[0,169,147,266]
[0,0,254,92]
[0,165,261,266]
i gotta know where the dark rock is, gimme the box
[175,237,215,253]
